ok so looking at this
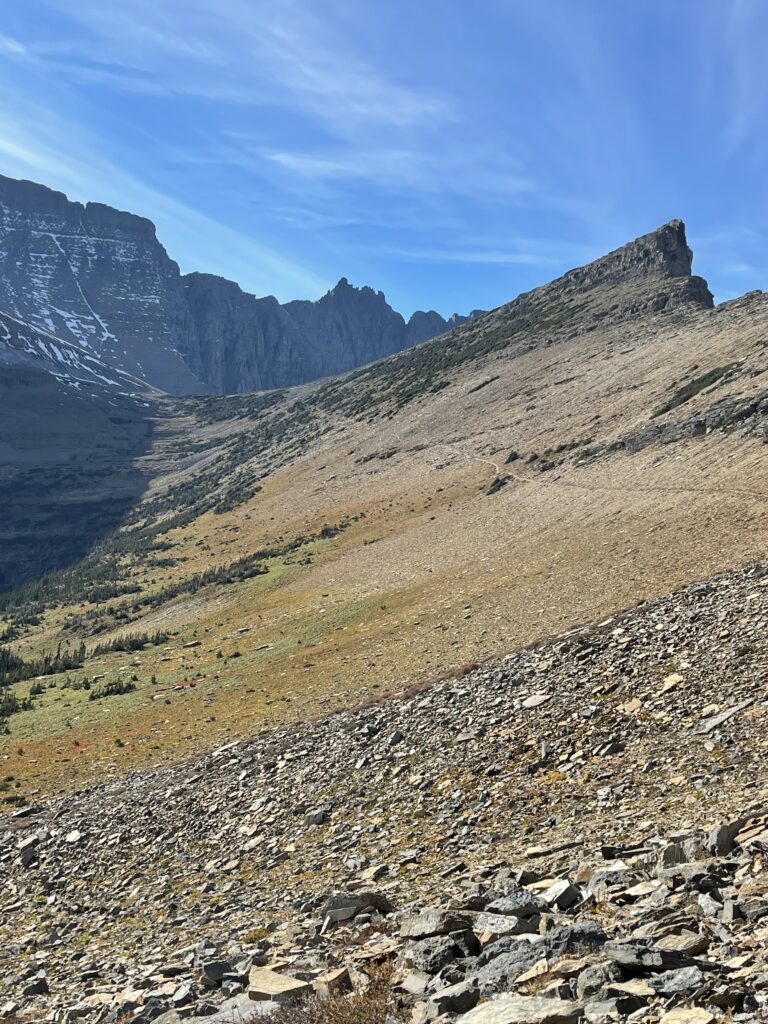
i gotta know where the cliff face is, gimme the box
[0,176,205,394]
[559,218,696,289]
[0,175,468,395]
[182,274,470,392]
[283,277,411,379]
[181,274,307,393]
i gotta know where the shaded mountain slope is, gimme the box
[0,309,151,396]
[0,311,156,587]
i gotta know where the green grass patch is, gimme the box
[652,364,737,417]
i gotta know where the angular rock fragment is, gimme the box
[247,968,311,1003]
[401,909,474,939]
[485,892,547,919]
[456,994,584,1023]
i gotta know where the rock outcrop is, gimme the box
[559,218,698,289]
[0,174,470,395]
[503,220,714,331]
[282,277,426,381]
[181,274,304,394]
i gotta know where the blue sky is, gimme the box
[0,0,766,316]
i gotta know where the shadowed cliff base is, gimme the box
[0,367,155,591]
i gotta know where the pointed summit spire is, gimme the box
[558,220,697,294]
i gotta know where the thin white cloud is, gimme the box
[264,147,536,201]
[40,0,449,129]
[695,224,764,247]
[367,235,594,268]
[0,33,26,56]
[250,7,449,129]
[379,248,565,267]
[722,261,757,275]
[698,0,768,151]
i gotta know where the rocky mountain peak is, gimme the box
[497,219,713,328]
[330,275,351,293]
[558,219,697,294]
[326,277,384,304]
[406,308,454,345]
[0,174,158,241]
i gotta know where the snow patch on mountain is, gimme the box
[0,309,153,400]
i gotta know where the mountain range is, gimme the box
[0,174,477,395]
[2,210,765,596]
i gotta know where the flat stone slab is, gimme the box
[400,908,473,939]
[660,1010,715,1024]
[248,967,311,1003]
[457,995,584,1023]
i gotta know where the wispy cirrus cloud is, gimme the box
[262,147,536,202]
[721,0,768,150]
[374,247,573,267]
[357,231,595,268]
[37,0,450,129]
[696,0,768,152]
[0,33,26,56]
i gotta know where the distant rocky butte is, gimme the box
[0,174,474,395]
[501,218,714,327]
